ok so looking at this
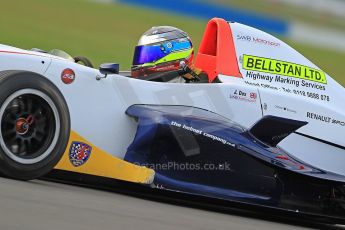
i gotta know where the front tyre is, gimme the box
[0,71,70,180]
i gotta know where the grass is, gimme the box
[0,0,344,85]
[286,40,345,86]
[0,0,206,68]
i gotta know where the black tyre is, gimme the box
[0,71,70,180]
[74,56,94,68]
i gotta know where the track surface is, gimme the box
[0,177,344,230]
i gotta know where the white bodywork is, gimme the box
[0,22,344,175]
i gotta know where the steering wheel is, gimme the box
[74,56,94,68]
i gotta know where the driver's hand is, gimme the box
[179,61,200,82]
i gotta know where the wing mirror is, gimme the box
[99,63,119,75]
[97,63,120,80]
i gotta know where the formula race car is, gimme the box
[1,18,345,224]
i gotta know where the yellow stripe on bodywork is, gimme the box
[54,131,155,184]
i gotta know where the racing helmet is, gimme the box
[131,26,194,80]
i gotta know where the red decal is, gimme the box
[61,68,75,84]
[276,155,289,160]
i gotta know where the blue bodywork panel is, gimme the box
[125,105,345,212]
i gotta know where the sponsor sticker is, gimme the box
[69,141,92,167]
[274,105,297,114]
[229,89,257,103]
[242,55,327,84]
[263,103,268,110]
[306,112,345,127]
[237,34,280,47]
[250,92,257,100]
[61,68,75,84]
[245,71,326,91]
[170,121,236,147]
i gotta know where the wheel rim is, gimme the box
[0,89,60,164]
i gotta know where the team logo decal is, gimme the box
[69,141,92,167]
[61,68,75,84]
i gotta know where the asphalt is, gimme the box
[0,177,344,230]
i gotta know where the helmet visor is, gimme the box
[132,40,192,66]
[132,45,166,65]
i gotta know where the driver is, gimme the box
[131,26,208,83]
